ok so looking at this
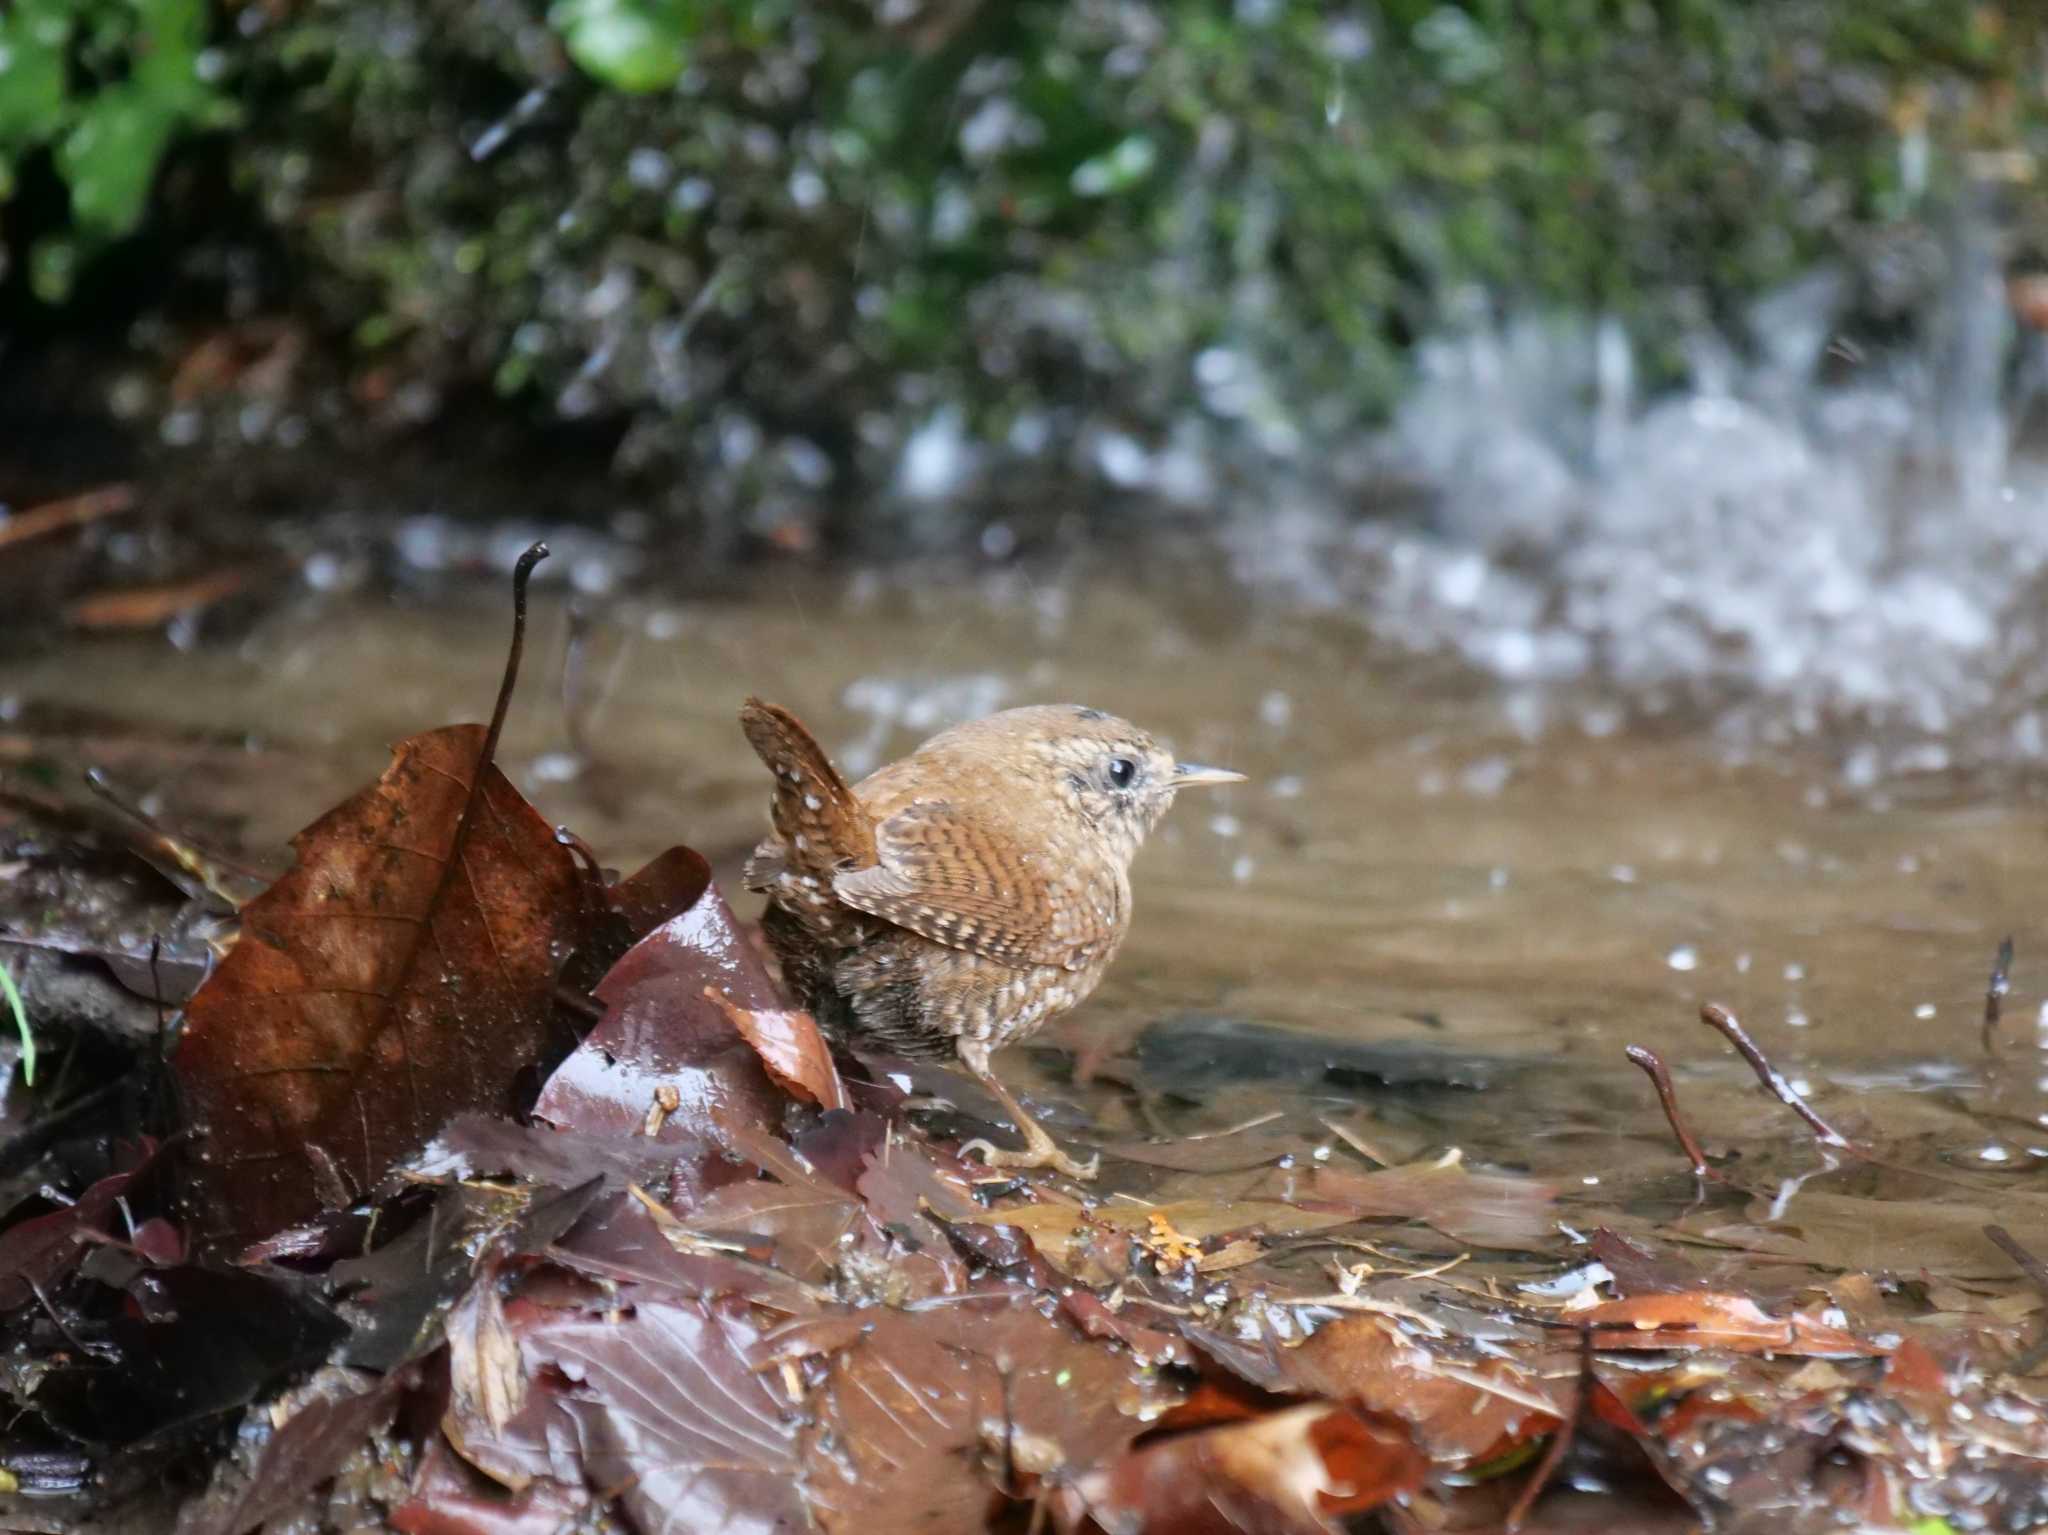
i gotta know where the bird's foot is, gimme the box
[960,1132,1100,1182]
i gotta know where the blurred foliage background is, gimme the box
[0,0,2042,547]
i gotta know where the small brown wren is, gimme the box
[740,697,1243,1178]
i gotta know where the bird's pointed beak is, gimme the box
[1170,762,1246,788]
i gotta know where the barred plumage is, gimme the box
[738,696,1241,1178]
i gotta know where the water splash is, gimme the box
[1225,190,2048,767]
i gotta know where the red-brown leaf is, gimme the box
[448,1293,806,1535]
[784,1298,1185,1534]
[532,881,787,1151]
[1576,1293,1885,1357]
[702,987,847,1109]
[1283,1314,1563,1462]
[1070,1403,1425,1535]
[172,724,583,1252]
[0,1161,141,1309]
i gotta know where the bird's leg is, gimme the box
[956,1043,1099,1181]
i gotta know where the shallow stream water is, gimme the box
[14,539,2046,1292]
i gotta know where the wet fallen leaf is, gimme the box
[785,1297,1185,1532]
[33,1267,346,1448]
[1577,1292,1885,1356]
[446,1261,525,1438]
[1685,1190,2048,1281]
[176,1367,408,1535]
[1069,1402,1426,1535]
[393,1427,589,1535]
[1283,1313,1563,1461]
[1590,1227,1708,1296]
[0,1147,153,1310]
[552,844,712,1001]
[1280,1162,1557,1250]
[703,986,847,1109]
[449,1292,807,1535]
[173,724,584,1252]
[334,1181,596,1373]
[533,879,788,1158]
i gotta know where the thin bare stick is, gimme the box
[554,983,605,1023]
[1986,1225,2048,1299]
[0,484,136,552]
[1504,1325,1593,1532]
[1987,1225,2048,1376]
[1624,1044,1718,1179]
[484,543,550,770]
[82,766,269,906]
[1984,936,2014,1054]
[1698,1003,1851,1150]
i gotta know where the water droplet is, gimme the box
[1665,945,1698,972]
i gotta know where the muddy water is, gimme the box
[18,548,2048,1279]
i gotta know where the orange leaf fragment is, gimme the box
[1576,1292,1886,1356]
[1072,1403,1426,1535]
[702,987,847,1110]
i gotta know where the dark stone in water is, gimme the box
[1133,1014,1536,1094]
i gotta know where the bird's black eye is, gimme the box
[1106,756,1138,790]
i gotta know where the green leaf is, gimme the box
[57,84,179,236]
[0,0,74,149]
[29,234,77,302]
[549,0,691,94]
[0,960,34,1087]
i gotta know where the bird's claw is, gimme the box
[960,1136,1100,1182]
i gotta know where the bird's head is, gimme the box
[959,704,1244,863]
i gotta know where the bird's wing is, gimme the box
[832,800,1119,971]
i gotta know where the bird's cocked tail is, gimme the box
[738,697,875,887]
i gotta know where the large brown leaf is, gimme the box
[173,724,582,1252]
